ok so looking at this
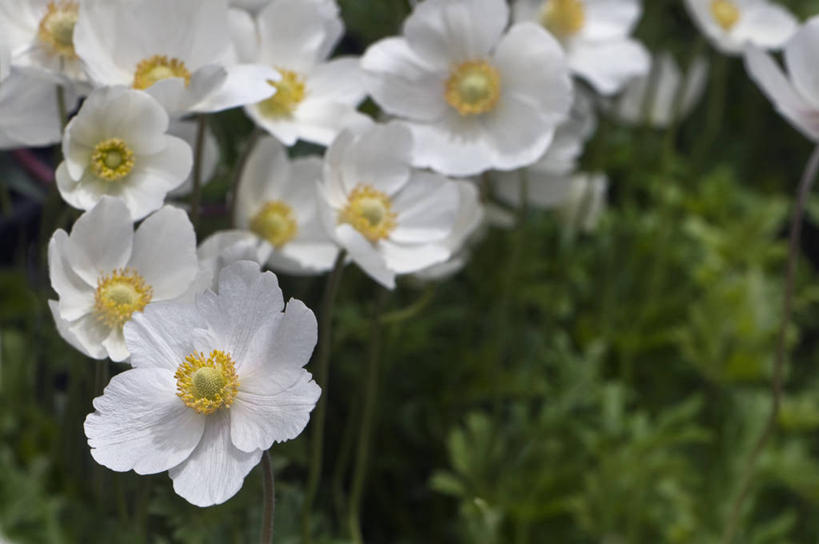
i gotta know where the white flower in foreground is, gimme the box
[48,197,198,362]
[614,52,709,128]
[0,0,87,84]
[362,0,572,177]
[513,0,650,95]
[0,69,62,149]
[56,87,192,219]
[239,0,369,146]
[745,17,819,142]
[85,261,321,507]
[684,0,797,54]
[317,123,461,289]
[167,119,220,198]
[74,0,278,115]
[234,136,339,274]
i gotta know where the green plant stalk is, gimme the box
[261,451,275,544]
[301,250,347,543]
[189,114,207,229]
[721,144,819,544]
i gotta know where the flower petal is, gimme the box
[124,300,203,371]
[48,230,95,321]
[391,172,459,243]
[66,197,134,286]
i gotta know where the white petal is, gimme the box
[67,197,134,286]
[293,100,372,147]
[49,301,108,360]
[236,136,290,228]
[194,64,280,113]
[733,3,798,52]
[335,224,394,289]
[783,18,819,110]
[568,38,650,95]
[256,0,335,71]
[342,122,413,196]
[307,57,367,105]
[103,327,131,363]
[581,0,642,41]
[391,172,459,243]
[48,230,95,321]
[380,240,450,274]
[124,300,203,371]
[482,96,556,171]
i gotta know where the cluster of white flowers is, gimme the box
[1,0,805,510]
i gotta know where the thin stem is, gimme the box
[379,284,435,324]
[190,114,207,229]
[694,53,727,166]
[348,288,389,544]
[301,250,347,544]
[721,144,819,544]
[230,128,262,225]
[261,451,275,544]
[56,85,68,131]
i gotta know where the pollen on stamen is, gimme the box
[540,0,586,38]
[339,185,397,242]
[250,200,299,248]
[175,350,240,415]
[444,60,501,117]
[94,268,153,328]
[258,69,307,118]
[710,0,740,30]
[133,55,192,90]
[38,1,80,59]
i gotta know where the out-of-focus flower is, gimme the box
[0,0,88,84]
[238,0,368,146]
[685,0,797,55]
[48,197,198,362]
[230,0,272,13]
[0,35,11,81]
[745,17,819,142]
[317,123,461,289]
[614,52,709,128]
[362,0,572,177]
[513,0,650,95]
[166,119,220,197]
[55,87,192,219]
[74,0,278,115]
[85,261,321,507]
[0,69,62,149]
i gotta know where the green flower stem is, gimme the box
[261,451,275,544]
[722,144,819,544]
[189,114,207,229]
[301,250,347,543]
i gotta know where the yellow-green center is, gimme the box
[444,60,501,116]
[710,0,740,30]
[258,70,306,118]
[540,0,586,38]
[91,138,135,182]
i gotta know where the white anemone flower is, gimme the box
[85,261,321,507]
[513,0,650,95]
[685,0,797,55]
[238,0,369,146]
[48,197,198,362]
[745,17,819,142]
[361,0,572,177]
[0,0,88,84]
[0,69,62,149]
[317,123,461,289]
[614,52,709,128]
[55,86,193,220]
[74,0,278,116]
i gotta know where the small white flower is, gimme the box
[0,69,62,149]
[362,0,572,177]
[194,231,265,293]
[317,123,462,289]
[48,197,198,362]
[745,17,819,142]
[685,0,797,55]
[55,87,193,220]
[85,261,321,507]
[166,119,220,198]
[513,0,650,95]
[239,0,369,146]
[614,52,709,128]
[74,0,278,115]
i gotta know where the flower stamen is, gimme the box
[38,1,79,59]
[540,0,586,38]
[250,201,299,248]
[445,60,501,117]
[340,185,396,242]
[175,350,240,415]
[94,268,153,328]
[91,138,135,182]
[710,0,740,30]
[258,70,306,118]
[133,55,192,90]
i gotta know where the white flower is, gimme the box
[230,0,272,13]
[513,0,650,95]
[85,261,321,507]
[614,52,709,128]
[238,0,369,146]
[361,0,572,177]
[166,119,220,198]
[685,0,797,55]
[0,0,87,84]
[234,136,339,274]
[317,122,461,289]
[0,35,11,81]
[0,69,62,149]
[55,86,192,220]
[74,0,278,115]
[744,17,819,142]
[195,231,265,293]
[48,197,198,362]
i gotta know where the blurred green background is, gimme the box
[3,0,819,542]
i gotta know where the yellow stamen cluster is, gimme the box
[133,55,192,90]
[175,350,240,415]
[91,138,135,182]
[38,1,79,59]
[540,0,586,38]
[340,185,397,242]
[250,200,299,248]
[445,60,501,117]
[258,70,307,118]
[94,268,153,328]
[710,0,740,30]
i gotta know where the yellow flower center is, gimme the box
[133,55,192,90]
[94,268,153,328]
[711,0,740,30]
[91,138,135,182]
[250,200,299,248]
[540,0,586,38]
[38,1,79,58]
[257,70,307,118]
[175,350,240,415]
[340,185,396,243]
[444,60,501,117]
